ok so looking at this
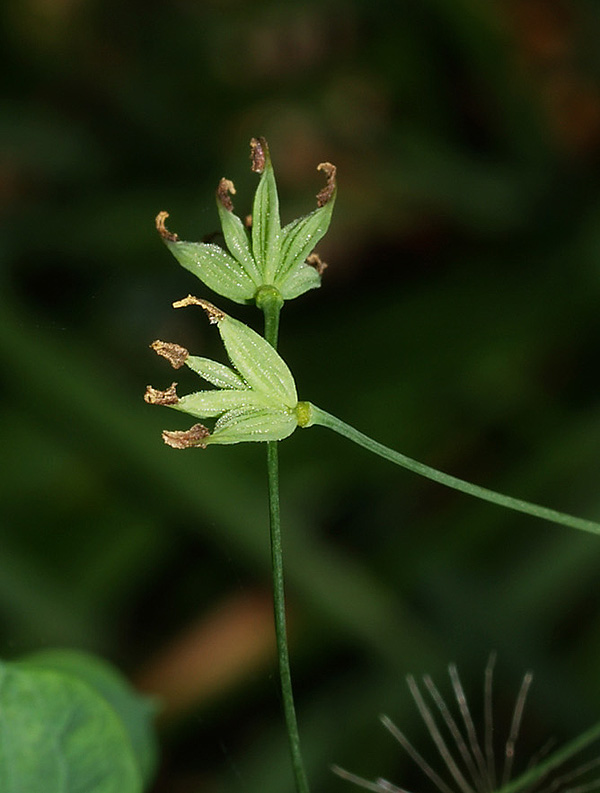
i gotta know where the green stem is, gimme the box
[261,291,310,793]
[307,405,600,537]
[496,719,600,793]
[266,441,310,793]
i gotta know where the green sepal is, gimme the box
[217,313,297,406]
[277,262,322,300]
[174,389,273,419]
[275,188,336,287]
[163,238,256,304]
[250,138,281,284]
[216,182,262,285]
[209,406,297,445]
[186,356,247,389]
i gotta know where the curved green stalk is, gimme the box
[496,719,600,793]
[262,292,310,793]
[307,405,600,537]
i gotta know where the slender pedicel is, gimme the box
[303,404,600,537]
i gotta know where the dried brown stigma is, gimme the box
[216,178,236,211]
[306,252,328,275]
[155,211,178,242]
[316,162,337,207]
[150,341,189,369]
[250,137,267,173]
[144,383,179,406]
[162,424,210,449]
[172,295,226,323]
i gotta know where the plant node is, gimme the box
[255,285,284,313]
[296,402,313,427]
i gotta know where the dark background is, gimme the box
[2,1,600,791]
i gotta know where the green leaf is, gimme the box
[163,239,256,304]
[250,138,281,283]
[0,660,142,793]
[277,262,322,300]
[210,406,297,445]
[20,649,158,787]
[186,355,247,389]
[215,179,262,285]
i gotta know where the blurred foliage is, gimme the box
[2,648,157,790]
[2,0,600,791]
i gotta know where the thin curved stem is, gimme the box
[496,719,600,793]
[263,295,310,793]
[308,405,600,537]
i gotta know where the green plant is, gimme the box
[4,137,596,793]
[146,138,600,793]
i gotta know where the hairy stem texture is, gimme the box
[309,405,600,537]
